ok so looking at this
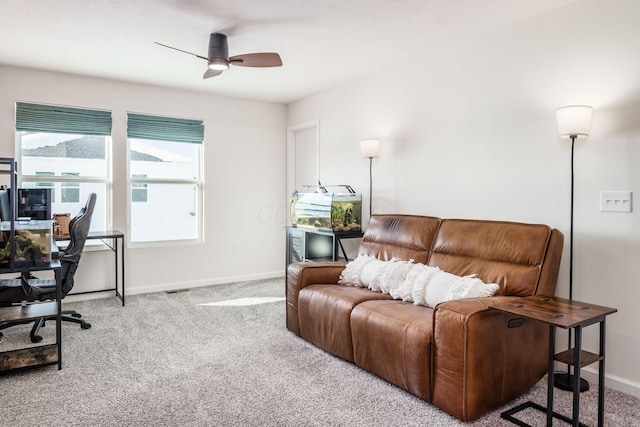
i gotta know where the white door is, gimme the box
[287,120,319,194]
[286,120,319,224]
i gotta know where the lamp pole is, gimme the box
[359,139,380,225]
[554,133,589,393]
[368,156,373,218]
[569,134,575,302]
[554,105,593,393]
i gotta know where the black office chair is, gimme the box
[0,193,97,343]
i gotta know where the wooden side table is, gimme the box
[491,295,617,427]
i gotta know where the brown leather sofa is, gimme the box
[286,214,564,421]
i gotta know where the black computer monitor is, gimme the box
[17,188,51,220]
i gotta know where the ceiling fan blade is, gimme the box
[203,68,224,79]
[229,52,282,67]
[154,42,209,61]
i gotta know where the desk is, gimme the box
[491,296,617,427]
[55,230,125,306]
[0,260,62,372]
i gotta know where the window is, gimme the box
[131,174,148,203]
[15,102,112,232]
[127,113,203,243]
[61,172,80,203]
[35,171,55,203]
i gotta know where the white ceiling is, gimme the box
[1,0,579,104]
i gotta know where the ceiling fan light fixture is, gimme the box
[155,33,281,78]
[208,58,229,71]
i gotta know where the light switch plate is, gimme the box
[600,191,632,213]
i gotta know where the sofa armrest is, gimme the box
[431,296,549,421]
[286,262,347,335]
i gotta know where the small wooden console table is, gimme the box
[491,295,617,427]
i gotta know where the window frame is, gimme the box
[14,131,114,235]
[125,136,204,248]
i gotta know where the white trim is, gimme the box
[286,120,320,223]
[62,270,285,303]
[581,367,640,398]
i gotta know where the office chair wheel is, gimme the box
[31,335,43,344]
[81,322,91,330]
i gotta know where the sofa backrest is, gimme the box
[359,214,564,297]
[358,214,441,264]
[428,219,563,297]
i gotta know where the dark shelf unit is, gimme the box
[0,158,62,372]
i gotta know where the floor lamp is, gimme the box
[555,105,593,393]
[360,139,380,223]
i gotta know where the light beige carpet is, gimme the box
[1,278,638,426]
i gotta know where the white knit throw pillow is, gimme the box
[339,256,499,307]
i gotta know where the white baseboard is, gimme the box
[63,270,285,303]
[126,270,285,296]
[581,367,640,398]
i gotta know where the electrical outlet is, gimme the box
[600,191,632,213]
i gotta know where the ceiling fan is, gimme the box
[154,33,282,79]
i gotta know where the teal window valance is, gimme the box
[16,102,112,136]
[127,113,204,144]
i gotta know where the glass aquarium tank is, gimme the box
[0,220,52,268]
[291,185,362,232]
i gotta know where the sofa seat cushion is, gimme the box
[298,284,393,362]
[351,300,433,401]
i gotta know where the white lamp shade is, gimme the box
[360,139,380,158]
[556,105,593,139]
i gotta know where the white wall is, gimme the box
[0,65,287,294]
[287,0,640,395]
